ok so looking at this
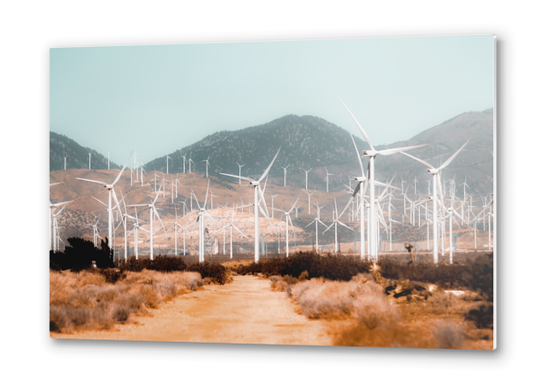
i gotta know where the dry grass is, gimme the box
[290,276,393,320]
[281,273,492,349]
[50,270,202,334]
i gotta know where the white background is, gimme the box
[1,1,540,383]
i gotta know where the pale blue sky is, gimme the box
[50,35,494,165]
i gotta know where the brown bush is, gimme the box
[50,270,203,333]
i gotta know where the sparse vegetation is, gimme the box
[117,255,187,273]
[50,237,114,271]
[263,251,493,349]
[187,261,231,285]
[50,269,203,333]
[236,251,372,281]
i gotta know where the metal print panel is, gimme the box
[49,35,495,349]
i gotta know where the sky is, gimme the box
[50,35,494,166]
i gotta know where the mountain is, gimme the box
[146,109,494,197]
[146,114,370,182]
[50,132,120,171]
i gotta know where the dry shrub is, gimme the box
[50,270,202,333]
[270,276,288,292]
[291,278,388,320]
[352,293,400,330]
[76,270,107,288]
[433,321,465,349]
[177,272,204,291]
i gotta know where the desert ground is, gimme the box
[52,274,333,345]
[51,255,493,350]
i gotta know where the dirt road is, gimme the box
[52,275,333,346]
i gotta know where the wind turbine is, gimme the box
[273,196,300,257]
[323,198,354,254]
[108,152,111,170]
[50,200,72,252]
[77,151,133,246]
[183,180,218,262]
[166,156,171,174]
[88,153,91,169]
[220,148,281,263]
[401,139,470,263]
[203,156,210,178]
[125,208,149,259]
[171,207,189,256]
[236,162,245,186]
[127,185,166,260]
[86,215,102,247]
[304,190,313,215]
[214,207,248,258]
[306,203,325,254]
[347,132,368,259]
[341,100,427,260]
[181,153,187,173]
[325,167,333,193]
[281,165,289,187]
[302,168,312,190]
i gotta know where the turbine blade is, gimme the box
[439,139,471,171]
[112,151,133,185]
[350,133,365,176]
[92,196,108,208]
[258,147,282,182]
[400,151,434,169]
[340,100,374,150]
[378,144,427,156]
[288,196,300,214]
[76,178,106,187]
[219,172,253,182]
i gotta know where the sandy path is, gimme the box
[52,275,333,346]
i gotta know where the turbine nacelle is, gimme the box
[428,169,440,175]
[354,176,367,182]
[363,150,378,157]
[249,180,260,187]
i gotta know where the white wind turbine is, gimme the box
[323,198,354,254]
[221,148,281,263]
[88,153,92,169]
[272,196,300,257]
[305,203,325,254]
[214,207,248,258]
[302,167,312,190]
[166,156,171,174]
[87,215,102,247]
[188,157,195,173]
[401,139,470,263]
[342,100,426,260]
[281,165,289,187]
[347,132,368,259]
[181,153,187,173]
[203,156,210,178]
[125,208,149,260]
[183,180,217,262]
[304,190,313,215]
[171,207,189,256]
[127,186,166,260]
[77,151,133,245]
[236,162,245,186]
[325,167,333,193]
[50,200,72,252]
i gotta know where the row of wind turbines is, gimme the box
[50,101,493,264]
